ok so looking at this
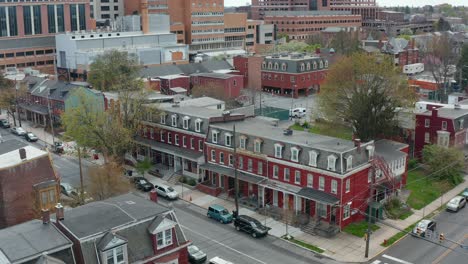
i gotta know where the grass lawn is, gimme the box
[381,223,416,247]
[282,236,324,253]
[406,169,454,210]
[289,121,353,140]
[343,221,380,238]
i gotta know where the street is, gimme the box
[0,127,92,188]
[370,204,468,264]
[161,199,339,264]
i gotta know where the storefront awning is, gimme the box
[136,137,203,162]
[200,163,267,185]
[297,187,339,205]
[18,103,48,115]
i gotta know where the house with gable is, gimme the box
[54,193,189,264]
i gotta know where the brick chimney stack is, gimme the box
[42,209,50,224]
[55,203,64,221]
[141,0,149,34]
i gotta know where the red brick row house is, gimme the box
[202,117,408,234]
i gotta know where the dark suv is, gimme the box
[233,215,270,238]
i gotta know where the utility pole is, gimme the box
[47,90,56,146]
[365,167,375,258]
[233,124,239,217]
[77,146,84,204]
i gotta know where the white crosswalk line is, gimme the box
[370,260,381,264]
[382,254,413,264]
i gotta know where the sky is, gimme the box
[224,1,466,7]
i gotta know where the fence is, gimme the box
[255,106,289,121]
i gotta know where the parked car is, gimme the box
[133,177,154,192]
[208,257,233,264]
[0,119,10,128]
[60,183,78,197]
[154,183,178,199]
[233,215,270,238]
[24,132,38,142]
[207,204,233,224]
[461,188,468,201]
[289,107,306,118]
[10,127,27,136]
[412,219,436,237]
[188,245,207,264]
[52,141,64,154]
[446,196,466,212]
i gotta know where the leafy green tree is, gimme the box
[277,33,290,43]
[457,44,468,92]
[423,145,464,185]
[434,18,451,32]
[87,50,141,92]
[135,157,153,176]
[318,53,417,142]
[404,6,411,14]
[0,77,27,126]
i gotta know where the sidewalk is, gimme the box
[144,172,468,263]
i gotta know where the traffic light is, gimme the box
[439,233,445,242]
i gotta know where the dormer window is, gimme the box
[346,155,353,171]
[195,118,202,132]
[274,143,283,158]
[160,113,167,124]
[183,116,190,129]
[171,114,178,127]
[262,62,266,69]
[327,155,337,171]
[268,62,272,69]
[98,233,128,264]
[274,62,279,70]
[308,150,318,167]
[313,62,317,69]
[254,138,262,153]
[324,60,328,68]
[291,147,300,162]
[239,135,247,149]
[212,130,219,143]
[105,246,126,264]
[460,119,464,129]
[225,132,232,147]
[319,60,324,68]
[281,63,287,71]
[306,63,311,70]
[442,121,447,130]
[300,63,305,71]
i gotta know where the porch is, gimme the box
[135,137,204,180]
[18,103,49,127]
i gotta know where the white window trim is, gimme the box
[212,130,219,143]
[327,155,337,171]
[156,228,173,249]
[183,116,190,130]
[239,136,247,149]
[345,178,350,193]
[319,176,324,191]
[211,150,216,161]
[331,180,337,194]
[104,245,126,264]
[274,143,283,159]
[343,203,351,220]
[294,170,301,184]
[195,118,202,132]
[291,147,300,162]
[284,168,290,181]
[171,114,178,127]
[308,150,318,167]
[160,114,167,124]
[425,119,430,128]
[254,139,262,153]
[273,165,279,179]
[229,154,234,166]
[307,173,313,188]
[225,133,233,147]
[198,140,203,151]
[346,156,353,171]
[174,134,179,146]
[219,152,224,164]
[442,121,447,130]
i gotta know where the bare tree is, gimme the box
[423,34,459,102]
[87,161,132,201]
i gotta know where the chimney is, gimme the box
[431,107,438,118]
[42,209,50,224]
[55,203,64,221]
[19,148,27,160]
[354,138,361,153]
[141,0,149,34]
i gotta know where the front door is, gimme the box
[330,206,337,225]
[305,200,311,215]
[273,190,278,206]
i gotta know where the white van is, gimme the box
[209,256,234,264]
[289,107,307,118]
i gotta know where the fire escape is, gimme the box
[371,155,398,202]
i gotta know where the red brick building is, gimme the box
[0,0,93,72]
[203,117,408,233]
[261,53,328,97]
[233,55,263,90]
[0,140,59,228]
[55,193,190,264]
[414,103,468,159]
[191,73,244,99]
[381,38,419,67]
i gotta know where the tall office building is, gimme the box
[0,0,92,72]
[90,0,125,21]
[252,0,378,21]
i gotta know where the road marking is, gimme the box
[181,224,267,264]
[54,164,61,169]
[370,260,381,264]
[382,254,413,264]
[431,234,468,264]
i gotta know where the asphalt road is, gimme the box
[370,203,468,264]
[0,127,92,188]
[163,199,339,264]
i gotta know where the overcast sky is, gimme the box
[224,1,466,7]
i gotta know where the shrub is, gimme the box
[408,158,418,169]
[302,121,310,129]
[188,178,197,186]
[179,177,187,183]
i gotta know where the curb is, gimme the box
[279,237,332,260]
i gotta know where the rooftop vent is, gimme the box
[454,104,461,110]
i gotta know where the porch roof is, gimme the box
[200,163,267,185]
[136,137,203,162]
[18,103,48,115]
[297,187,340,205]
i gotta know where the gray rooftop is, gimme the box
[419,106,468,119]
[157,103,225,119]
[191,72,237,79]
[0,139,28,155]
[140,60,233,78]
[375,139,408,162]
[59,193,170,239]
[0,219,72,263]
[211,117,356,153]
[0,36,55,50]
